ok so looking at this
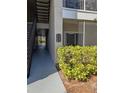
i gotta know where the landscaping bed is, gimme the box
[59,70,96,93]
[57,46,97,93]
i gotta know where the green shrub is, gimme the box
[57,46,97,81]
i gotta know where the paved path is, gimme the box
[27,49,66,93]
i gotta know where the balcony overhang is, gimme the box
[63,7,97,21]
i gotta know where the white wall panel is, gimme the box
[63,8,97,21]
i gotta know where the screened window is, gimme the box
[85,21,97,45]
[85,0,97,11]
[63,0,84,10]
[63,20,97,46]
[63,20,84,46]
[63,0,97,11]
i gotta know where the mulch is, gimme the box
[58,70,97,93]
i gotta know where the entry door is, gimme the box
[65,33,78,46]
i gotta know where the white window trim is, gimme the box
[83,21,85,46]
[84,0,86,10]
[63,0,97,14]
[64,31,80,34]
[63,7,97,14]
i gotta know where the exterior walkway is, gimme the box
[27,48,66,93]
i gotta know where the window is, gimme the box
[85,21,97,45]
[63,20,84,46]
[63,20,97,46]
[85,0,97,11]
[63,0,84,10]
[66,33,78,46]
[63,0,97,11]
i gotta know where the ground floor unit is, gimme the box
[27,0,97,78]
[31,19,97,63]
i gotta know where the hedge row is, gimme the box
[57,46,97,81]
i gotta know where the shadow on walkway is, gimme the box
[27,48,57,84]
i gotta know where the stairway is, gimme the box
[36,0,50,23]
[27,0,50,78]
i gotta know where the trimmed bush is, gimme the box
[57,46,97,81]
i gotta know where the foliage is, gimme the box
[57,46,97,81]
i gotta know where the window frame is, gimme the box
[63,0,97,12]
[85,0,97,11]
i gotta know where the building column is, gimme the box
[54,0,63,62]
[49,0,63,63]
[83,21,86,46]
[78,21,84,46]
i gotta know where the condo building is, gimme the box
[27,0,97,77]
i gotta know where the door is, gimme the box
[65,33,78,46]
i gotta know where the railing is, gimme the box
[27,18,36,78]
[63,0,97,11]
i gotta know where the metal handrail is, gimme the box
[27,18,36,78]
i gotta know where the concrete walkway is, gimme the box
[27,48,66,93]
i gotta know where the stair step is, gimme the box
[36,2,49,6]
[36,0,50,23]
[37,8,49,11]
[37,13,48,16]
[37,15,49,18]
[37,18,49,20]
[37,0,49,4]
[36,10,49,13]
[37,6,49,10]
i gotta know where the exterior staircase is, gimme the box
[27,0,50,78]
[36,0,50,23]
